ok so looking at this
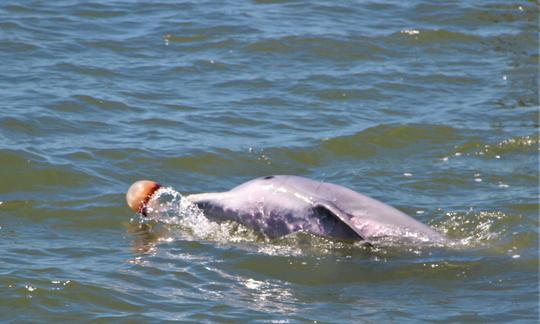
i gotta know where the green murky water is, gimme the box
[1,1,538,322]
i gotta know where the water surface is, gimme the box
[0,0,538,322]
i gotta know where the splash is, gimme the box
[140,186,262,244]
[432,209,511,247]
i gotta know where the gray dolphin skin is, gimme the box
[182,175,446,243]
[127,175,446,244]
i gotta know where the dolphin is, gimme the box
[126,175,446,244]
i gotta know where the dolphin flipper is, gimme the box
[314,202,372,246]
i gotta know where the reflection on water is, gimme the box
[128,222,165,255]
[207,266,299,315]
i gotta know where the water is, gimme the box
[1,0,538,322]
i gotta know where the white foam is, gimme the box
[143,187,261,244]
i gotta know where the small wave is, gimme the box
[55,62,122,78]
[246,35,388,60]
[4,4,34,13]
[0,149,95,194]
[432,209,531,249]
[70,94,142,113]
[75,10,127,19]
[393,29,481,44]
[225,123,462,168]
[0,40,39,52]
[82,39,139,53]
[445,133,539,159]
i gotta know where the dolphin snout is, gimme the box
[126,180,161,215]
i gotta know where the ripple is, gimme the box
[4,4,34,13]
[448,134,539,159]
[1,0,538,321]
[81,39,141,53]
[0,40,39,52]
[75,10,127,19]
[318,124,458,156]
[71,94,142,113]
[215,78,274,90]
[246,35,389,60]
[392,29,482,44]
[0,149,99,195]
[55,63,122,78]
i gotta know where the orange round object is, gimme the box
[126,180,161,215]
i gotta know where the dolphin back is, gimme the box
[258,176,446,243]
